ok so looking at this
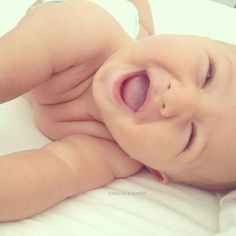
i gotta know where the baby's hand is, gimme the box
[0,0,111,103]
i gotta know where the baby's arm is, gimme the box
[0,135,142,222]
[0,1,114,103]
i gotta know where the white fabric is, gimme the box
[217,190,236,235]
[0,1,236,235]
[86,0,139,39]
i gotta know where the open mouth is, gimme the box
[120,71,150,112]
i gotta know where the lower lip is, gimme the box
[112,70,148,112]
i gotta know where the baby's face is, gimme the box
[92,35,236,185]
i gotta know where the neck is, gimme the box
[86,37,134,123]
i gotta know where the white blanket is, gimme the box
[0,1,236,235]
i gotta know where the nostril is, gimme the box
[167,83,171,90]
[160,101,166,113]
[161,102,166,110]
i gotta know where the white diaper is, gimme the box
[31,0,140,40]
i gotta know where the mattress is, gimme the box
[0,1,236,235]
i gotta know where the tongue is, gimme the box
[121,75,149,111]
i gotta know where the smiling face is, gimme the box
[92,35,236,191]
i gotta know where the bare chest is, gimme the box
[27,63,113,141]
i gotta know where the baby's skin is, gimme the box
[0,0,151,221]
[0,0,236,222]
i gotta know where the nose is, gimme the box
[160,79,198,121]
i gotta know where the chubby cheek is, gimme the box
[106,120,176,168]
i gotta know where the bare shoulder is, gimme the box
[27,0,130,54]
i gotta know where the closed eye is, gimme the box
[183,122,196,152]
[202,60,214,88]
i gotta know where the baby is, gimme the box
[0,0,236,222]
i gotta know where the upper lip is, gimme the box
[114,70,151,113]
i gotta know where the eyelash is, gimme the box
[183,122,196,152]
[202,60,214,88]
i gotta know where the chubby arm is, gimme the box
[0,135,142,222]
[0,0,116,103]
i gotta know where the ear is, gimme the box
[147,167,170,184]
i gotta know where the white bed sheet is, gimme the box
[0,1,236,235]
